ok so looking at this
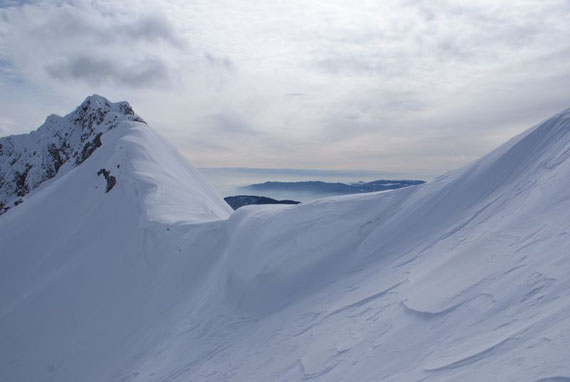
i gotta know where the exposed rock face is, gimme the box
[0,95,145,215]
[97,168,117,193]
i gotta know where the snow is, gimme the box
[118,123,232,223]
[1,98,570,381]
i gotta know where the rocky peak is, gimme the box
[0,95,145,215]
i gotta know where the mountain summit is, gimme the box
[0,102,569,381]
[0,95,230,222]
[0,95,145,214]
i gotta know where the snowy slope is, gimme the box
[1,102,569,382]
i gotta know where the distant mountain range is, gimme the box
[224,195,300,210]
[241,179,425,195]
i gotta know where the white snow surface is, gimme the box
[1,100,570,381]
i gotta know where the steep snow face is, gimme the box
[1,105,569,382]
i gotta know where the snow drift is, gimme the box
[1,97,569,381]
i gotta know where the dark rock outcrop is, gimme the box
[224,195,300,210]
[97,168,117,193]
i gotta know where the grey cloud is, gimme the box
[181,137,231,152]
[313,1,555,77]
[45,55,171,87]
[208,112,259,136]
[115,14,185,48]
[0,0,33,8]
[204,52,234,71]
[0,56,16,77]
[32,9,185,48]
[1,1,191,88]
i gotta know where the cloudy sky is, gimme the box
[1,0,569,178]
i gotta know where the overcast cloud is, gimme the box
[1,0,569,177]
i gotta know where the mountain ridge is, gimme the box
[0,99,569,381]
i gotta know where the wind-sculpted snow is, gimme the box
[1,103,569,381]
[118,124,232,223]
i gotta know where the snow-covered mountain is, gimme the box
[1,98,569,381]
[0,95,231,222]
[0,95,144,214]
